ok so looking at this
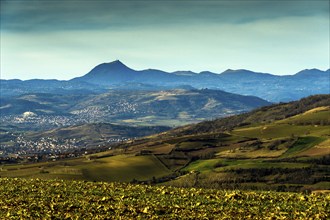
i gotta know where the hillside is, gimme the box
[170,94,330,136]
[0,89,270,130]
[28,123,170,147]
[0,123,170,158]
[1,95,329,191]
[30,123,170,140]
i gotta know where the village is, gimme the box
[0,133,131,164]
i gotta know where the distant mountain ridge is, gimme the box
[74,60,328,79]
[1,60,329,102]
[0,89,270,130]
[68,60,330,102]
[72,60,330,102]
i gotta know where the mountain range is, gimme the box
[1,60,329,102]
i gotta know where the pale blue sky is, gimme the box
[1,0,329,80]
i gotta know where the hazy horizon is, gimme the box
[1,0,329,80]
[1,59,330,81]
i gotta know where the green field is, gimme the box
[278,107,330,125]
[81,155,171,182]
[0,178,329,219]
[232,124,329,139]
[232,108,330,139]
[0,155,171,182]
[184,158,312,173]
[281,136,326,158]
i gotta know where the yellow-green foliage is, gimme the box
[281,137,326,158]
[279,107,330,125]
[232,124,329,139]
[81,155,171,182]
[0,155,171,182]
[231,108,329,140]
[0,178,329,219]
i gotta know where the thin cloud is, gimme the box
[1,0,329,79]
[1,0,328,32]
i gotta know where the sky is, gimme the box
[0,0,329,80]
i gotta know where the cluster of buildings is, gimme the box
[71,101,140,122]
[1,100,140,130]
[0,114,78,130]
[0,136,79,158]
[0,100,146,163]
[0,133,134,163]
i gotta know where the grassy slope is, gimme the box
[184,159,311,173]
[27,123,170,142]
[166,106,330,190]
[170,94,330,136]
[80,155,171,182]
[298,139,330,157]
[281,136,326,158]
[233,108,330,138]
[0,155,171,182]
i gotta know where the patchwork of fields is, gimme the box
[0,155,170,182]
[0,100,329,191]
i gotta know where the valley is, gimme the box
[0,89,270,130]
[0,123,170,161]
[1,1,329,218]
[0,63,329,193]
[1,95,329,191]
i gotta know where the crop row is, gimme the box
[0,178,329,219]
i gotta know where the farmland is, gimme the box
[0,95,329,191]
[0,155,170,182]
[0,178,329,219]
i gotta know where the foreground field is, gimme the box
[0,178,329,219]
